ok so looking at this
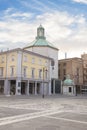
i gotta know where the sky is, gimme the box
[0,0,87,59]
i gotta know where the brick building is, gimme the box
[58,58,83,93]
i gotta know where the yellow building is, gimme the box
[0,48,52,95]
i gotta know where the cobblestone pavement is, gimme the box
[0,95,87,130]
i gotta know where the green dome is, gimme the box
[25,38,57,49]
[63,75,74,86]
[23,25,58,50]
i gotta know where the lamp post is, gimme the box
[42,67,47,98]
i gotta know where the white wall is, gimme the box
[27,46,58,79]
[17,51,22,78]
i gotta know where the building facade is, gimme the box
[0,48,52,95]
[24,25,59,94]
[81,53,87,86]
[59,58,83,93]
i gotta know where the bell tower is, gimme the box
[36,25,46,40]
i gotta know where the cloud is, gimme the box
[20,0,52,13]
[72,0,87,4]
[0,8,87,59]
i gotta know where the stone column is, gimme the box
[35,81,37,95]
[4,79,10,95]
[41,82,43,95]
[32,83,35,94]
[61,81,63,94]
[15,79,21,95]
[40,83,42,94]
[26,80,29,95]
[53,79,55,94]
[48,81,51,95]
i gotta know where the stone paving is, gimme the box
[0,95,87,130]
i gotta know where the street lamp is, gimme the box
[42,67,48,98]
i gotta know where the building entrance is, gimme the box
[21,82,26,95]
[37,83,40,94]
[51,79,61,94]
[0,80,4,94]
[29,83,34,94]
[10,80,16,95]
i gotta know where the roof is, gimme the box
[24,38,58,50]
[0,48,53,60]
[24,25,58,51]
[59,57,82,62]
[63,75,74,86]
[64,79,74,86]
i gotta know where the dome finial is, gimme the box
[36,25,46,40]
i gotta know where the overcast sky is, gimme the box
[0,0,87,59]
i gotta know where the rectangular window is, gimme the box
[39,69,42,78]
[31,68,35,78]
[23,67,27,77]
[0,67,3,76]
[18,82,21,87]
[45,70,48,79]
[45,60,48,66]
[76,68,79,76]
[63,63,66,66]
[63,69,66,75]
[32,58,35,64]
[59,69,60,77]
[12,55,15,61]
[1,56,4,63]
[39,59,42,65]
[24,55,27,62]
[10,66,14,76]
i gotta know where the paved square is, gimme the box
[0,95,87,130]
